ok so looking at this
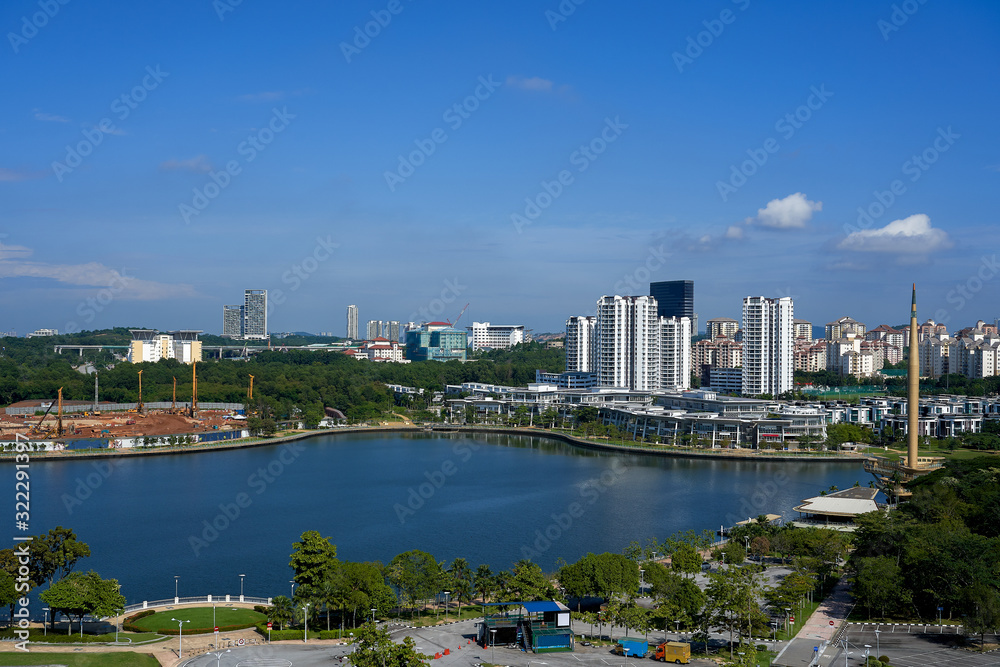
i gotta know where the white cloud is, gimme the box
[160,155,213,173]
[34,111,69,123]
[837,214,951,254]
[237,91,286,103]
[505,75,571,94]
[753,192,822,229]
[0,167,45,182]
[725,225,744,239]
[0,246,199,300]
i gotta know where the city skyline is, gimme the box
[1,2,998,336]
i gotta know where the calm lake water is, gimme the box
[21,432,870,605]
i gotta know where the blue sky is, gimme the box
[1,0,998,336]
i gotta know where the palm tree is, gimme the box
[270,595,294,631]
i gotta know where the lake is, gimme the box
[23,432,870,604]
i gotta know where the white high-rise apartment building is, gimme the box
[596,295,660,390]
[468,322,525,350]
[367,320,385,340]
[741,296,794,397]
[660,316,692,390]
[346,305,359,339]
[565,316,597,373]
[388,320,401,342]
[222,305,242,338]
[243,290,268,340]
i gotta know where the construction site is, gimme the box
[0,364,250,447]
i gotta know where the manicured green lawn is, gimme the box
[0,653,160,666]
[0,630,164,644]
[130,606,265,633]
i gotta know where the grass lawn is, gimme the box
[0,630,164,644]
[872,446,997,462]
[403,604,483,626]
[0,653,160,666]
[129,606,265,633]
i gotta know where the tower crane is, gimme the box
[450,303,470,328]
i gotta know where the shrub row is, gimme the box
[155,622,257,636]
[122,609,155,632]
[253,623,321,641]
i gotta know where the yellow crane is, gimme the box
[172,377,177,411]
[137,370,144,413]
[190,361,198,417]
[57,387,63,436]
[248,374,255,400]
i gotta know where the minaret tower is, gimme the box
[907,284,919,469]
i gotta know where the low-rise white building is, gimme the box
[468,322,526,350]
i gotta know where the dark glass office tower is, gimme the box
[649,280,694,319]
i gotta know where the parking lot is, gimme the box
[821,624,1000,667]
[179,619,723,667]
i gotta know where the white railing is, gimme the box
[123,595,271,613]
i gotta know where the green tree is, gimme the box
[671,543,702,578]
[963,582,1000,648]
[269,595,295,630]
[387,550,442,618]
[39,571,125,637]
[351,621,429,667]
[509,560,555,601]
[0,570,16,627]
[474,564,494,604]
[289,531,338,589]
[853,556,904,619]
[447,558,474,609]
[30,526,91,588]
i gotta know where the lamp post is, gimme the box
[239,573,246,600]
[784,608,791,636]
[171,618,190,659]
[372,607,377,624]
[174,575,180,601]
[210,649,231,666]
[745,536,751,561]
[624,646,630,667]
[42,608,49,636]
[444,590,450,622]
[874,628,881,657]
[303,603,310,643]
[290,580,296,599]
[491,628,497,663]
[674,620,680,638]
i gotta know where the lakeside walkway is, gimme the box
[773,577,853,667]
[3,423,867,464]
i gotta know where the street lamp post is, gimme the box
[874,628,881,657]
[674,620,680,638]
[303,603,310,643]
[444,590,450,622]
[290,580,296,599]
[42,608,49,636]
[372,607,377,624]
[239,573,246,601]
[784,608,791,636]
[174,575,179,601]
[639,569,644,596]
[624,646,630,667]
[491,628,497,663]
[171,618,190,659]
[210,649,231,666]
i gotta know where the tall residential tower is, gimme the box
[741,296,794,397]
